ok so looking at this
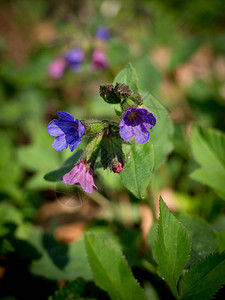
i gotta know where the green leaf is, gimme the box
[144,93,173,169]
[119,142,154,199]
[135,57,162,93]
[181,252,225,300]
[44,150,83,181]
[147,222,158,250]
[113,63,139,93]
[29,229,92,280]
[216,232,225,252]
[48,277,86,300]
[190,125,225,200]
[153,198,190,298]
[177,213,218,268]
[85,232,147,300]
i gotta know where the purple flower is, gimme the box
[47,111,85,151]
[64,48,84,72]
[90,49,108,72]
[119,107,156,144]
[48,57,66,79]
[96,26,110,41]
[62,160,97,193]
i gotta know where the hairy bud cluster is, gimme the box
[47,82,156,193]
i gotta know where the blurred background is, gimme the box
[0,0,225,299]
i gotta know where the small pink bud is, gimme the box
[112,160,123,173]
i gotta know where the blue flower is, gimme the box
[47,111,85,151]
[119,107,156,143]
[95,26,110,41]
[64,48,85,72]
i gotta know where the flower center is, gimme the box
[128,112,137,120]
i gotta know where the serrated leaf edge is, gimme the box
[181,251,225,299]
[153,197,191,298]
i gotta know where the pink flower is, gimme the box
[90,49,108,72]
[48,57,66,79]
[62,160,97,194]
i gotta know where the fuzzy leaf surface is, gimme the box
[113,63,139,93]
[181,252,225,300]
[177,213,218,268]
[144,93,173,169]
[120,142,154,199]
[85,232,147,300]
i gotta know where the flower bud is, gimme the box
[99,84,121,104]
[100,128,124,173]
[114,82,132,99]
[111,159,123,173]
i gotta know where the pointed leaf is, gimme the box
[29,229,92,280]
[181,252,225,300]
[153,198,191,298]
[85,232,147,300]
[113,63,139,93]
[119,142,154,199]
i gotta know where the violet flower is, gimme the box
[96,26,110,41]
[119,107,156,144]
[64,48,85,72]
[90,49,108,72]
[48,57,66,79]
[62,160,97,193]
[47,111,85,151]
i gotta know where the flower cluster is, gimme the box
[47,82,156,193]
[48,26,110,79]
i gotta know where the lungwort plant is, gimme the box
[42,64,225,299]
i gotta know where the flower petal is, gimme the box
[62,165,80,185]
[133,124,150,143]
[68,137,81,152]
[52,135,68,151]
[56,121,77,134]
[119,124,134,142]
[77,121,85,137]
[47,120,64,136]
[139,111,156,129]
[57,111,74,122]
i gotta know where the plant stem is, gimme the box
[147,185,157,222]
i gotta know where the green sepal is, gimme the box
[81,132,104,167]
[81,120,104,138]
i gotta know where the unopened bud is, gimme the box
[114,82,132,99]
[99,84,121,104]
[111,159,123,173]
[100,128,124,172]
[130,92,143,105]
